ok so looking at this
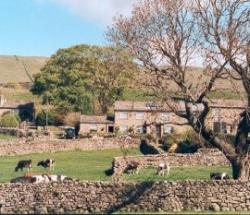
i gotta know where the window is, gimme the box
[136,126,143,133]
[213,121,227,134]
[161,112,170,121]
[213,109,221,121]
[120,125,128,133]
[136,112,144,120]
[119,112,128,119]
[90,124,98,131]
[164,126,173,134]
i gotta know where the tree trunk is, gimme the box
[98,97,108,114]
[233,110,250,180]
[232,156,250,181]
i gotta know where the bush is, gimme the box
[140,138,160,155]
[63,112,80,126]
[142,133,155,143]
[176,140,200,153]
[180,129,201,145]
[0,112,21,128]
[159,129,202,153]
[159,133,179,151]
[36,110,63,126]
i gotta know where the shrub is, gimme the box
[159,133,179,151]
[36,110,63,126]
[142,133,155,143]
[128,127,134,134]
[114,127,120,136]
[63,112,80,126]
[180,129,202,145]
[0,112,21,128]
[159,129,202,153]
[176,140,200,153]
[140,138,160,155]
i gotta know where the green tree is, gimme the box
[86,46,135,113]
[32,44,135,114]
[36,109,63,126]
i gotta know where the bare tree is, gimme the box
[194,0,250,180]
[108,0,249,180]
[195,0,249,101]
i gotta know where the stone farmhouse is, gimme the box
[207,99,247,134]
[80,100,247,137]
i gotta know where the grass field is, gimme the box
[0,148,231,183]
[0,133,17,140]
[0,55,47,84]
[0,87,39,102]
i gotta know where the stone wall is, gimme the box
[0,127,27,137]
[0,180,250,214]
[112,148,230,175]
[0,137,139,156]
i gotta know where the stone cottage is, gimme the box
[114,101,189,136]
[80,115,114,134]
[80,99,247,136]
[206,99,247,134]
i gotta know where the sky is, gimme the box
[0,0,136,57]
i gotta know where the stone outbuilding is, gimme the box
[80,115,114,134]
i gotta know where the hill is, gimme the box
[0,55,246,103]
[0,55,48,84]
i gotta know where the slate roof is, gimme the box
[80,115,114,124]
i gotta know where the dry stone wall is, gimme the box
[0,180,250,214]
[0,137,139,156]
[112,148,230,175]
[0,128,29,137]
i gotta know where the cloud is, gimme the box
[37,0,137,26]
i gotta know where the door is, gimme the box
[156,124,162,138]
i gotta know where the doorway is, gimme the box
[156,124,162,138]
[108,126,114,133]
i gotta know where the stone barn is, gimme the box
[80,115,114,134]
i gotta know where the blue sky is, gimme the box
[0,0,135,57]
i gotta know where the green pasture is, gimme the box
[0,148,231,183]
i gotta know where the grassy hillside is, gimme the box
[0,55,48,84]
[0,55,245,104]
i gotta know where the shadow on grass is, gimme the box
[104,168,114,176]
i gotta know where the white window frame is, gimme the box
[119,112,128,119]
[136,112,145,120]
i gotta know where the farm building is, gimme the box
[80,99,247,137]
[80,115,114,134]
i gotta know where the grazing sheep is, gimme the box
[10,174,72,184]
[210,172,230,180]
[37,159,55,171]
[156,162,170,176]
[124,161,141,175]
[15,160,32,172]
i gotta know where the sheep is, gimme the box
[156,162,170,176]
